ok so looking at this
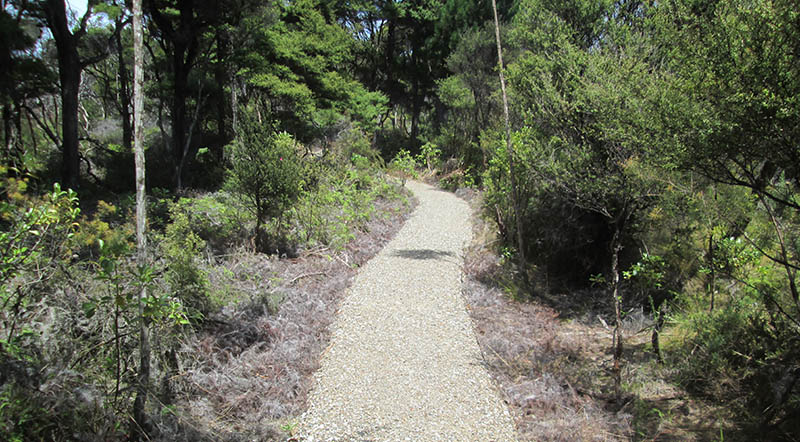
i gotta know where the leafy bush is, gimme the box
[416,141,441,172]
[289,154,404,251]
[1,175,79,360]
[71,200,134,259]
[330,125,383,168]
[225,113,303,251]
[388,149,418,185]
[160,206,210,319]
[169,192,249,253]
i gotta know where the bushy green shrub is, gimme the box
[289,154,404,250]
[225,113,303,251]
[161,206,210,319]
[416,141,441,172]
[169,192,249,253]
[1,175,79,360]
[388,149,418,185]
[330,126,383,167]
[71,200,134,259]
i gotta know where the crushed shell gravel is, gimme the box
[298,181,517,441]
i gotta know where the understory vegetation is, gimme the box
[0,124,413,441]
[3,0,799,439]
[436,0,800,440]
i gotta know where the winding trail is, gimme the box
[298,181,516,441]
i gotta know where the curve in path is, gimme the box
[298,181,517,441]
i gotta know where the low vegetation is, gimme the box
[3,0,798,439]
[0,125,414,440]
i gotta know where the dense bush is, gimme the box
[225,113,304,251]
[290,138,405,251]
[160,206,210,320]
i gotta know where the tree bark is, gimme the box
[610,226,623,400]
[214,25,229,158]
[115,18,133,152]
[44,0,82,189]
[491,0,526,267]
[171,45,189,189]
[146,0,200,190]
[131,0,151,436]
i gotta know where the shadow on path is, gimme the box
[391,248,455,261]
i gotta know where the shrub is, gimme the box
[416,141,441,172]
[330,126,383,167]
[71,200,134,259]
[225,113,303,251]
[388,149,417,185]
[1,176,79,359]
[161,206,210,319]
[169,192,249,254]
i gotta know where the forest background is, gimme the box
[1,0,798,440]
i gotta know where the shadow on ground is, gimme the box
[391,248,455,261]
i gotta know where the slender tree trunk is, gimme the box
[610,227,623,400]
[491,0,526,266]
[59,49,81,190]
[3,102,12,166]
[231,78,238,133]
[651,301,665,363]
[215,26,229,160]
[116,20,133,152]
[172,46,188,189]
[708,232,715,312]
[131,0,151,436]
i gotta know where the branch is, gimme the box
[742,232,800,272]
[22,103,60,146]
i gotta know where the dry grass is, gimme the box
[154,195,415,441]
[459,190,736,442]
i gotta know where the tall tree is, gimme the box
[145,0,212,189]
[35,0,110,189]
[131,0,150,434]
[491,0,525,268]
[0,5,55,171]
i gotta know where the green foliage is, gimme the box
[0,175,79,357]
[168,192,250,253]
[290,158,403,250]
[439,1,800,432]
[225,112,303,246]
[388,149,418,185]
[161,205,210,319]
[240,0,385,140]
[71,200,134,259]
[416,142,441,172]
[435,24,498,170]
[330,126,383,168]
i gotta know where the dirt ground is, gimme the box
[457,188,738,442]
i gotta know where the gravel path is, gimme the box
[298,181,517,441]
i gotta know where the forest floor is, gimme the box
[457,187,740,441]
[166,179,739,441]
[161,187,416,441]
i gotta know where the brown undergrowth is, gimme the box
[153,194,416,441]
[458,188,733,441]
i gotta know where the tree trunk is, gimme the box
[45,0,82,189]
[214,26,229,159]
[172,45,188,189]
[116,20,133,152]
[708,232,715,312]
[3,101,12,167]
[651,301,665,363]
[491,0,526,267]
[611,226,623,400]
[611,221,628,400]
[131,0,151,436]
